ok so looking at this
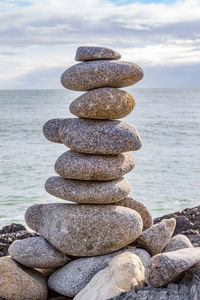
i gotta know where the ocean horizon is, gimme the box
[0,88,200,228]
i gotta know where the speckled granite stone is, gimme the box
[145,248,200,287]
[61,60,144,91]
[48,248,150,297]
[45,176,131,204]
[43,118,142,154]
[69,88,135,119]
[162,234,193,253]
[0,256,48,300]
[74,252,145,300]
[134,218,176,255]
[75,46,121,61]
[115,197,153,231]
[9,237,70,269]
[25,203,143,257]
[55,150,135,181]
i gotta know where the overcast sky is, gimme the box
[0,0,200,89]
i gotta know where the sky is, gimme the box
[0,0,200,89]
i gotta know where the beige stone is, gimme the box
[74,252,145,300]
[48,248,150,297]
[45,176,131,204]
[55,150,135,181]
[116,197,153,231]
[134,218,176,255]
[0,256,48,300]
[69,88,135,119]
[25,203,143,257]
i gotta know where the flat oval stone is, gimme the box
[25,203,143,257]
[0,256,48,300]
[45,176,130,204]
[69,88,135,119]
[43,118,142,154]
[55,150,135,181]
[75,46,121,61]
[9,237,70,269]
[116,197,153,231]
[61,60,144,91]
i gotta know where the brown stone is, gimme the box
[0,256,48,300]
[69,88,135,119]
[116,197,153,231]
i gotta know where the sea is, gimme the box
[0,88,200,228]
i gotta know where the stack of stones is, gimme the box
[1,47,200,300]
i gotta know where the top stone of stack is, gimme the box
[75,46,121,61]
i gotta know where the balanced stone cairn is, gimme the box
[1,47,200,300]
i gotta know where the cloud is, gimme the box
[0,0,200,88]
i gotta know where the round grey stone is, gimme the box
[25,203,143,257]
[45,176,131,204]
[43,118,142,154]
[48,248,150,297]
[61,60,144,91]
[55,150,135,181]
[75,46,121,61]
[163,234,193,253]
[69,88,135,119]
[9,237,70,269]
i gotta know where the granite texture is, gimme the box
[45,176,130,204]
[162,234,193,253]
[43,118,142,154]
[25,203,143,257]
[55,150,135,181]
[0,256,48,300]
[61,60,144,91]
[74,253,145,300]
[134,218,176,255]
[48,248,151,297]
[116,197,153,231]
[9,237,70,269]
[75,46,121,61]
[145,247,200,287]
[69,88,135,119]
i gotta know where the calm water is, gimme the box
[0,88,200,228]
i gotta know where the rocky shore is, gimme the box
[0,46,199,300]
[0,205,200,299]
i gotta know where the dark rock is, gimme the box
[0,223,38,257]
[154,205,200,247]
